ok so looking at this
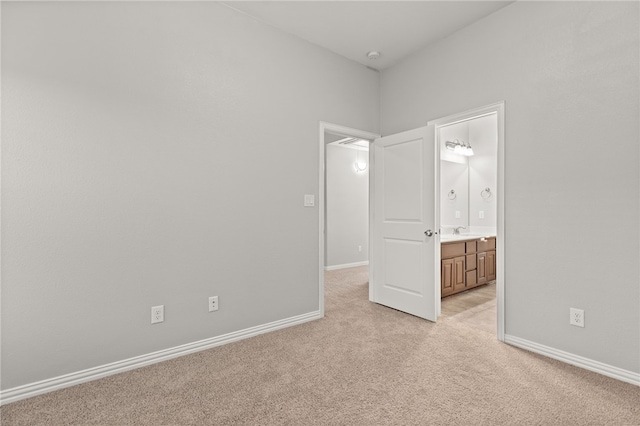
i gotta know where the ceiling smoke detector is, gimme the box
[366,51,381,60]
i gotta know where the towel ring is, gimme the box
[447,190,456,200]
[481,187,492,200]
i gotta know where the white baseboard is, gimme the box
[325,261,369,271]
[504,334,640,387]
[0,310,322,406]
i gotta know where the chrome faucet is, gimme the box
[453,226,466,235]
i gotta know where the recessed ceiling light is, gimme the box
[366,51,381,60]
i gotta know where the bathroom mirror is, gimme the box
[439,114,498,236]
[441,160,469,230]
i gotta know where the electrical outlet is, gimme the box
[151,305,164,324]
[570,308,584,327]
[208,296,219,312]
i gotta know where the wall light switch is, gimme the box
[479,211,485,219]
[455,211,461,219]
[304,194,315,207]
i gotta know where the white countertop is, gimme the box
[440,234,496,242]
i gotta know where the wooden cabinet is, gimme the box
[441,256,465,297]
[441,258,455,296]
[465,241,477,290]
[453,256,466,293]
[487,250,496,281]
[441,236,496,298]
[477,251,487,285]
[476,237,496,285]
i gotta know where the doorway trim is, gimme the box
[428,102,506,341]
[318,122,380,318]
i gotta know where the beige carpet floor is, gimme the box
[2,266,639,425]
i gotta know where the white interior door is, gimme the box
[371,125,438,321]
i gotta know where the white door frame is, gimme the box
[428,101,506,341]
[318,122,380,318]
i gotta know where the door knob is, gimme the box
[424,229,438,237]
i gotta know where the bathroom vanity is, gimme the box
[441,236,496,297]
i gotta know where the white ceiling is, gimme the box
[222,1,513,70]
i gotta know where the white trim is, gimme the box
[433,125,442,316]
[505,334,640,387]
[368,137,376,303]
[495,103,505,342]
[0,311,321,405]
[319,122,380,318]
[428,102,506,341]
[324,261,369,271]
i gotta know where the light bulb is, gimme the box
[355,161,367,172]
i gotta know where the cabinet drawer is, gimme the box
[442,242,465,258]
[466,254,476,271]
[466,270,477,287]
[465,241,476,254]
[477,237,496,252]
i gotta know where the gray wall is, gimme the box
[1,2,379,389]
[381,1,639,373]
[326,144,369,268]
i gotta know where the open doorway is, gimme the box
[430,102,505,340]
[324,135,370,271]
[318,122,379,317]
[438,113,498,334]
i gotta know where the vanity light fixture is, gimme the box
[445,139,474,156]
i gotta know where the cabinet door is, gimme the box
[453,255,466,292]
[466,270,477,288]
[441,258,455,296]
[487,250,496,281]
[477,252,487,285]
